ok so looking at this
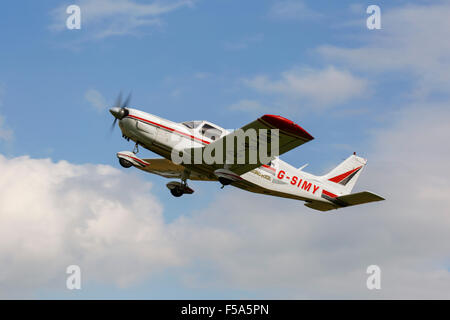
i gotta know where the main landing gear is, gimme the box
[119,157,133,168]
[166,171,194,197]
[166,181,195,197]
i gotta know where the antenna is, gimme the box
[298,163,309,171]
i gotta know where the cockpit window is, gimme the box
[182,121,202,129]
[201,123,222,141]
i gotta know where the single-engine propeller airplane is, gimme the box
[109,93,384,211]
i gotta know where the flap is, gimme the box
[140,158,214,181]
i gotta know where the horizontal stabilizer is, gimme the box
[304,201,338,211]
[336,191,385,206]
[304,191,385,212]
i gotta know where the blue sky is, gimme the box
[1,0,450,299]
[0,0,396,166]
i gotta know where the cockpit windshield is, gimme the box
[182,121,202,129]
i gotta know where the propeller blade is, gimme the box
[114,92,122,109]
[110,118,117,132]
[122,92,132,109]
[109,91,131,135]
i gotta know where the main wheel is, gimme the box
[119,158,133,168]
[170,187,184,197]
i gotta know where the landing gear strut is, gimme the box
[133,142,139,154]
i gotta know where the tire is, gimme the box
[170,187,184,197]
[119,158,133,168]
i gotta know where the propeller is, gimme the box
[110,92,131,132]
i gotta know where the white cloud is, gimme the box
[168,102,450,298]
[49,0,194,39]
[1,1,439,298]
[1,101,450,298]
[85,89,108,111]
[268,1,322,21]
[318,2,450,97]
[0,155,181,297]
[242,66,369,110]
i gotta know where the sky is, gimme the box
[0,0,449,299]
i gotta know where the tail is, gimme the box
[305,153,385,211]
[322,153,367,195]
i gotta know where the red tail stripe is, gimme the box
[328,166,362,183]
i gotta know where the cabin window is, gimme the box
[201,123,222,141]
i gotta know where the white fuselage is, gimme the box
[117,108,340,205]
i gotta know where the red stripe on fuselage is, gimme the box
[127,114,280,174]
[127,115,211,145]
[261,164,276,172]
[322,189,337,198]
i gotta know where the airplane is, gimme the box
[109,94,385,211]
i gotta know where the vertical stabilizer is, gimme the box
[322,154,367,194]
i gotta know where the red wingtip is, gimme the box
[260,114,314,141]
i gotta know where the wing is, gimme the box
[117,151,214,181]
[186,114,314,176]
[139,158,215,181]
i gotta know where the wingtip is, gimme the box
[260,114,314,141]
